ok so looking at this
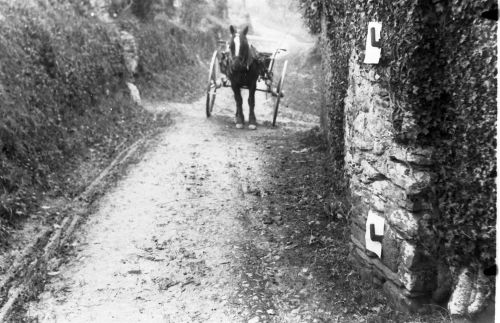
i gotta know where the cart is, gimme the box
[205,40,288,127]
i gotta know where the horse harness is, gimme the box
[219,42,269,80]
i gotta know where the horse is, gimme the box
[227,25,261,130]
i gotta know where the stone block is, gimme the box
[383,280,426,313]
[367,180,406,203]
[353,135,374,151]
[350,151,362,164]
[355,97,370,113]
[381,227,401,272]
[400,241,418,270]
[405,172,433,196]
[389,145,434,166]
[354,248,403,287]
[398,265,437,293]
[366,180,390,196]
[387,209,420,240]
[373,140,387,155]
[366,111,393,139]
[360,159,379,177]
[400,241,434,270]
[385,162,432,195]
[360,160,386,183]
[370,194,386,212]
[352,113,367,133]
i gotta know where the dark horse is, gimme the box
[227,25,261,130]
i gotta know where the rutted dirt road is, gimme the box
[24,88,326,322]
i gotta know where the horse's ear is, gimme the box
[229,25,236,35]
[242,26,249,35]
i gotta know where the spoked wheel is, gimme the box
[206,50,218,118]
[272,60,288,127]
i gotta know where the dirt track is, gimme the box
[24,86,323,322]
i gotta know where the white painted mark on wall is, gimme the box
[364,22,382,64]
[365,209,385,258]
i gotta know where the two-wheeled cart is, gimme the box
[205,40,288,127]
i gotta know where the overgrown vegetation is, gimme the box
[133,18,220,101]
[113,0,225,101]
[0,0,226,241]
[0,2,138,231]
[298,0,496,270]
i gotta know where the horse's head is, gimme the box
[229,25,253,72]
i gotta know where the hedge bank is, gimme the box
[0,1,221,240]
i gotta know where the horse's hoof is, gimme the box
[248,124,257,130]
[236,123,244,129]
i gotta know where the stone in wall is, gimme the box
[371,194,386,212]
[400,240,433,271]
[386,208,420,240]
[372,140,387,155]
[398,265,436,293]
[345,48,439,311]
[358,155,433,196]
[366,180,407,205]
[380,226,401,272]
[388,145,434,166]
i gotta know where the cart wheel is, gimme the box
[206,51,218,118]
[272,60,288,127]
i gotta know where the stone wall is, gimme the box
[343,50,447,311]
[311,0,496,318]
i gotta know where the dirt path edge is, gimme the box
[0,135,157,322]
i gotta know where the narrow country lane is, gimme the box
[25,87,321,322]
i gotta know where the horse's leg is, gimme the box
[248,82,257,130]
[232,85,244,129]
